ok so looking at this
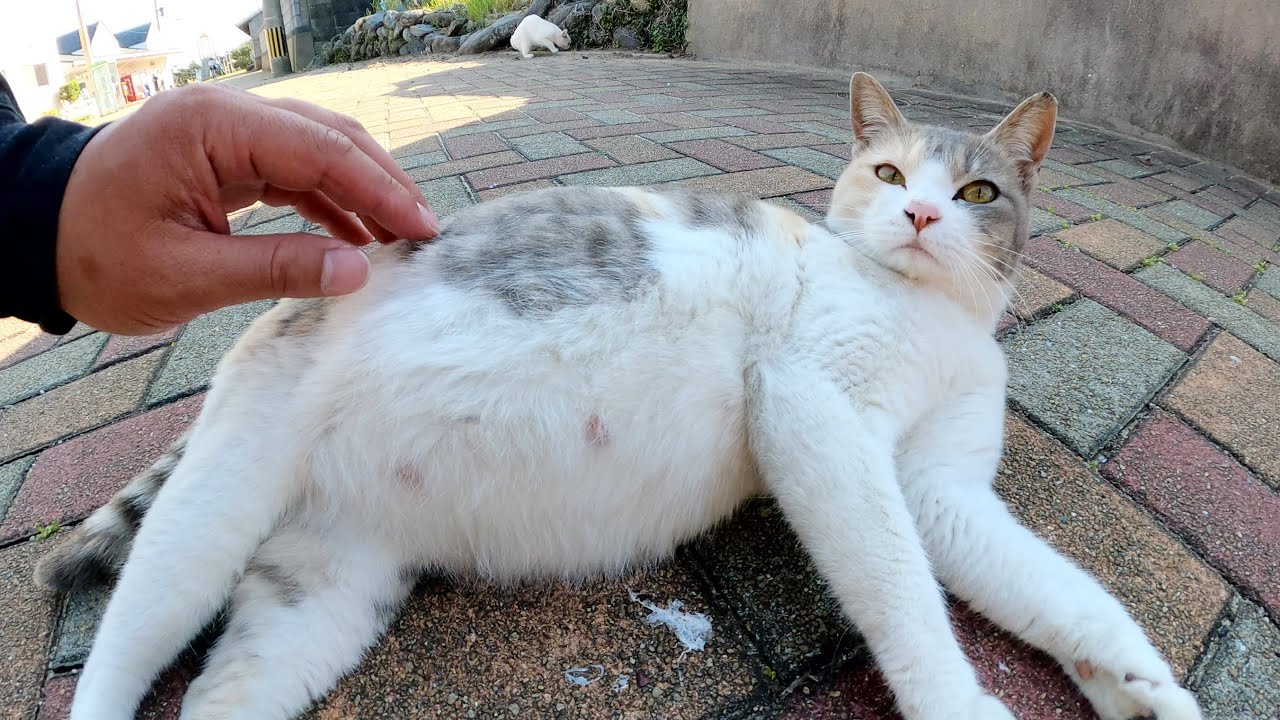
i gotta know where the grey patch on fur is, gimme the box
[246,556,306,607]
[275,298,332,337]
[652,186,765,239]
[424,187,658,316]
[34,431,190,593]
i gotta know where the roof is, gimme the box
[114,23,152,50]
[235,10,263,35]
[55,22,98,56]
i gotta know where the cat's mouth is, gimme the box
[898,239,938,262]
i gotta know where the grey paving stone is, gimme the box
[634,93,683,106]
[1091,159,1155,178]
[1040,160,1108,185]
[1253,267,1280,297]
[146,301,275,406]
[0,333,107,407]
[784,121,855,144]
[440,118,537,137]
[1030,207,1068,237]
[583,108,647,125]
[641,126,751,143]
[506,131,590,161]
[1191,597,1280,720]
[1238,200,1280,233]
[1054,188,1189,243]
[1002,299,1185,455]
[684,498,861,684]
[239,213,306,235]
[691,108,771,118]
[760,147,846,180]
[1152,200,1225,230]
[1136,263,1280,363]
[397,150,448,170]
[50,584,110,668]
[415,176,474,218]
[0,456,35,525]
[559,158,720,187]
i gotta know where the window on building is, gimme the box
[33,64,50,86]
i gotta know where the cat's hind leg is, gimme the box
[899,395,1200,720]
[69,416,301,719]
[178,518,415,720]
[513,37,534,58]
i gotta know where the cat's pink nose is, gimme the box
[904,201,942,232]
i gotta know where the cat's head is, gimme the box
[555,28,571,49]
[827,72,1056,319]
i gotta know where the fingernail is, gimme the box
[419,202,440,237]
[321,247,370,295]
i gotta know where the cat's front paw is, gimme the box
[1070,659,1202,720]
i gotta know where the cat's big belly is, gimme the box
[327,326,761,582]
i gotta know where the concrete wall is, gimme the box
[688,0,1280,183]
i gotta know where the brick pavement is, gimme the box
[2,53,1279,719]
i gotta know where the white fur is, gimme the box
[510,14,569,59]
[67,80,1199,720]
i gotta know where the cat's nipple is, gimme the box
[586,414,609,445]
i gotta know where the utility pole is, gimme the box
[73,0,99,113]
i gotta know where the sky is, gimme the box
[19,0,259,59]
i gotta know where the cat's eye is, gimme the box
[957,181,998,204]
[875,164,905,186]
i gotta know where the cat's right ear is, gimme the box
[849,72,906,148]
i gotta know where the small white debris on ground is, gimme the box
[563,665,605,686]
[612,675,630,693]
[629,590,713,653]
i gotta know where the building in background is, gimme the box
[0,17,69,117]
[56,20,181,111]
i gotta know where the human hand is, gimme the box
[56,82,439,335]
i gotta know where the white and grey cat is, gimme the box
[510,14,570,58]
[38,73,1201,720]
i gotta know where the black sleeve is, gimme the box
[0,72,105,334]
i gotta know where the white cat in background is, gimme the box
[511,14,571,58]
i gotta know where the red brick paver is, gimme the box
[0,394,203,542]
[1104,409,1280,617]
[1024,237,1210,351]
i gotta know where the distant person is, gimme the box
[0,72,439,336]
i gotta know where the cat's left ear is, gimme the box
[986,92,1058,192]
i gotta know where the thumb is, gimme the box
[179,230,372,309]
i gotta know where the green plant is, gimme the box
[1255,262,1268,273]
[648,0,688,53]
[1167,242,1179,252]
[1051,303,1065,313]
[34,521,62,540]
[173,61,200,87]
[461,0,521,26]
[1233,291,1248,306]
[58,79,80,104]
[592,0,688,53]
[1089,213,1102,221]
[1189,272,1204,282]
[1061,222,1070,230]
[1044,207,1057,216]
[1140,256,1163,267]
[1272,242,1280,253]
[229,42,253,70]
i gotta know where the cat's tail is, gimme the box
[34,431,189,593]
